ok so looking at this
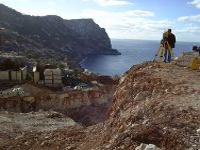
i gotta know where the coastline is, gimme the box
[78,52,122,76]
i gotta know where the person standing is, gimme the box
[164,29,176,63]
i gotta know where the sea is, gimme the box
[81,39,200,76]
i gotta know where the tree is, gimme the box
[0,58,20,70]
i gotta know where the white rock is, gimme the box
[197,129,200,135]
[145,144,161,150]
[135,143,161,150]
[135,143,147,150]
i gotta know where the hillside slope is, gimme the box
[0,52,200,150]
[0,4,120,66]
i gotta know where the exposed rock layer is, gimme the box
[0,83,116,113]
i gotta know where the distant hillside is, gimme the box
[0,4,120,67]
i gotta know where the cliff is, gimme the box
[0,52,200,150]
[0,4,120,66]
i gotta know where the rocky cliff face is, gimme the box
[0,83,116,112]
[0,4,120,65]
[65,19,119,56]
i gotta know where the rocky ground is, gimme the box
[0,52,200,150]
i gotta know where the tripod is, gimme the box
[153,40,173,62]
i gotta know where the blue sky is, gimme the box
[0,0,200,42]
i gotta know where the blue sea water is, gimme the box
[81,39,200,76]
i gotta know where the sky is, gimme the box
[0,0,200,42]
